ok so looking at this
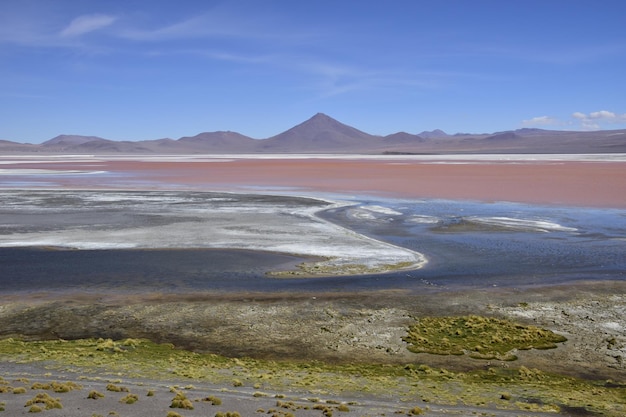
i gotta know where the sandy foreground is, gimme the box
[1,154,625,416]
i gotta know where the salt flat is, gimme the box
[0,190,426,276]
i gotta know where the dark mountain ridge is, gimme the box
[2,113,626,154]
[258,113,380,152]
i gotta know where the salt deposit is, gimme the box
[0,190,427,276]
[465,216,578,232]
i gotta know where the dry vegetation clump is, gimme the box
[87,390,105,399]
[119,393,139,404]
[105,383,129,392]
[24,392,63,410]
[215,412,241,417]
[268,411,296,417]
[313,404,335,417]
[202,395,222,405]
[31,381,81,392]
[170,390,194,410]
[276,400,298,410]
[403,315,567,360]
[408,406,424,415]
[336,404,350,412]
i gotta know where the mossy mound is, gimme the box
[403,315,567,360]
[0,336,624,416]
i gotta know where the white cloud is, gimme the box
[571,110,626,130]
[521,115,560,127]
[521,111,626,131]
[60,14,117,37]
[589,110,625,120]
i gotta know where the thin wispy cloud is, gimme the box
[119,15,226,41]
[297,57,465,99]
[60,14,117,37]
[117,8,285,43]
[143,47,273,66]
[521,116,562,127]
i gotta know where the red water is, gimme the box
[3,157,625,208]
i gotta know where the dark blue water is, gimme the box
[319,199,626,289]
[1,198,624,295]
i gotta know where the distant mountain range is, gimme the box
[2,113,626,154]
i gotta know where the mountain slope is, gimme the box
[258,113,380,151]
[177,131,257,153]
[42,135,107,147]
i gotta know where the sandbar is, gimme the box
[0,190,426,277]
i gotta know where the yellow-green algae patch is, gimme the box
[0,337,624,416]
[403,315,567,360]
[270,259,421,277]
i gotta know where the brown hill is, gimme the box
[2,114,626,154]
[257,113,380,152]
[176,131,257,153]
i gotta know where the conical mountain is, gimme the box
[258,113,379,151]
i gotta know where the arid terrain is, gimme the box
[0,154,625,416]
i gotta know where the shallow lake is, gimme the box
[0,191,624,295]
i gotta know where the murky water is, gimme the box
[0,247,308,294]
[0,191,624,295]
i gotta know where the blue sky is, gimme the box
[1,0,625,143]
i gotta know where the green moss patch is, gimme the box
[403,315,567,360]
[0,337,624,416]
